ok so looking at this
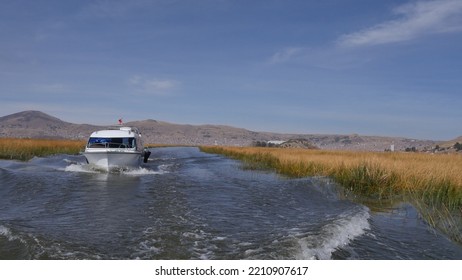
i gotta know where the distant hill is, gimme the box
[438,136,462,150]
[124,119,284,146]
[0,110,98,139]
[0,110,439,151]
[0,110,65,126]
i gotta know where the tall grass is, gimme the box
[200,146,462,242]
[0,138,86,161]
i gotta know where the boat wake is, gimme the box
[123,167,167,176]
[63,163,168,176]
[292,206,370,260]
[0,225,22,243]
[63,163,100,173]
[0,223,105,259]
[3,147,462,260]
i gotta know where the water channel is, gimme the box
[1,147,461,259]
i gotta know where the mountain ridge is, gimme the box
[0,110,446,151]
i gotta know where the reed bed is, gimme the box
[0,138,86,161]
[200,146,462,241]
[200,146,462,207]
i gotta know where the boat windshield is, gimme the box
[87,137,136,149]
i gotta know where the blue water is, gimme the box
[0,147,461,259]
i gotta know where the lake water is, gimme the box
[1,147,461,259]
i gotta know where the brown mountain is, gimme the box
[0,110,98,139]
[0,110,438,151]
[438,136,462,150]
[124,119,284,146]
[0,110,68,128]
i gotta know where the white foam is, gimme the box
[157,164,174,172]
[0,225,25,243]
[122,167,165,176]
[212,236,227,241]
[143,227,155,234]
[0,225,11,239]
[63,164,167,176]
[137,240,161,254]
[63,164,99,173]
[295,206,370,260]
[63,158,77,164]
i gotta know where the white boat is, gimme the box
[82,127,151,171]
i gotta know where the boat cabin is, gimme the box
[85,127,143,151]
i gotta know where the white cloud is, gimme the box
[269,47,305,64]
[144,79,176,91]
[267,46,373,69]
[338,0,462,47]
[128,75,179,95]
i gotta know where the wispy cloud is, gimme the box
[128,75,179,95]
[270,0,462,67]
[269,47,305,64]
[267,45,373,69]
[338,0,462,48]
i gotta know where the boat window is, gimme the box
[87,137,136,148]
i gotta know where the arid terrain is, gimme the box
[0,110,454,152]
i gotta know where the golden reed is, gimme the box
[0,138,86,161]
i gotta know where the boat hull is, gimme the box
[83,151,142,171]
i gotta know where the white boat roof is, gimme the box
[89,127,140,138]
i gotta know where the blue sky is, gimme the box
[1,0,461,140]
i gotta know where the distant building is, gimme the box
[267,140,286,145]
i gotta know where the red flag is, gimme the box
[118,118,123,125]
